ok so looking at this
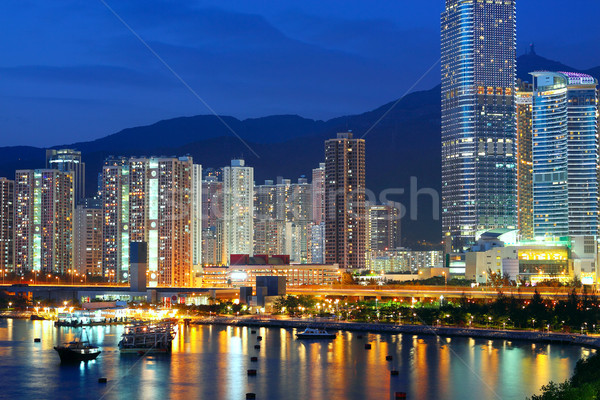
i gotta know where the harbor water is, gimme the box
[0,319,592,400]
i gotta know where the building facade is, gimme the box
[312,163,325,225]
[14,169,73,273]
[324,132,366,269]
[223,159,254,258]
[441,0,517,249]
[46,149,85,205]
[74,204,103,277]
[202,176,225,265]
[367,203,401,252]
[516,82,533,240]
[102,156,194,286]
[531,72,598,237]
[0,178,14,272]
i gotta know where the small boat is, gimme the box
[296,327,336,339]
[30,314,46,321]
[54,329,101,362]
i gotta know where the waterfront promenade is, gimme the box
[193,316,600,349]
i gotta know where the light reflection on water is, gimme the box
[0,319,593,400]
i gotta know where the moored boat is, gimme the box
[119,321,177,354]
[54,329,101,362]
[296,327,336,339]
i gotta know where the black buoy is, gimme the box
[246,393,256,399]
[34,338,41,343]
[257,336,263,341]
[254,344,261,350]
[394,392,407,399]
[386,355,393,361]
[247,369,257,376]
[251,330,257,334]
[357,335,363,339]
[391,370,399,376]
[98,378,108,384]
[364,344,371,350]
[250,356,258,362]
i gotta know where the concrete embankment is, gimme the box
[193,317,600,349]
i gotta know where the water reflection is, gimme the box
[0,319,594,400]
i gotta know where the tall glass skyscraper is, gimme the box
[531,71,598,238]
[441,0,517,249]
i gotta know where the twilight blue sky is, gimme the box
[1,0,599,147]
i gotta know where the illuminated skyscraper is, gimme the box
[441,0,517,249]
[202,176,225,265]
[191,164,203,284]
[516,82,533,240]
[223,159,254,259]
[46,149,85,205]
[14,169,73,274]
[102,157,129,283]
[0,178,14,272]
[324,133,366,269]
[312,163,325,225]
[531,72,598,237]
[102,156,194,286]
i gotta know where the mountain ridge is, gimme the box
[1,53,597,246]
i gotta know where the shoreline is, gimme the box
[4,310,599,350]
[193,317,600,349]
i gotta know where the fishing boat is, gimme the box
[119,321,177,354]
[296,327,336,339]
[54,328,101,362]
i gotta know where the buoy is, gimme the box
[257,336,263,341]
[34,338,41,343]
[254,344,260,350]
[357,335,363,339]
[250,356,258,362]
[391,370,399,376]
[364,344,371,349]
[98,378,108,384]
[246,393,256,399]
[394,392,407,399]
[251,330,257,334]
[386,355,393,361]
[247,369,257,376]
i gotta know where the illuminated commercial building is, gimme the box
[0,178,14,272]
[223,159,254,258]
[325,133,366,269]
[46,149,85,205]
[14,169,73,273]
[516,82,533,240]
[201,254,340,287]
[441,0,517,249]
[202,176,225,265]
[74,204,102,277]
[466,236,596,284]
[531,72,598,237]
